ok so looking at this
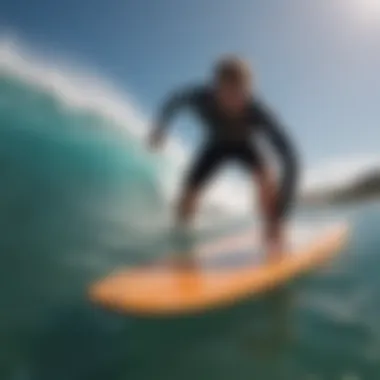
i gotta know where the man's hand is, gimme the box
[148,128,165,151]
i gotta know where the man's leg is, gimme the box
[255,168,284,261]
[168,186,202,268]
[176,186,201,228]
[170,144,225,267]
[234,144,285,261]
[176,143,226,229]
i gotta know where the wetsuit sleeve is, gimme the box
[154,86,200,134]
[255,102,300,218]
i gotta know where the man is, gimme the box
[148,56,299,261]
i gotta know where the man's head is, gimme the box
[213,55,253,113]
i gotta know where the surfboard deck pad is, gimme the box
[89,222,349,316]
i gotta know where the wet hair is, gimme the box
[213,56,252,87]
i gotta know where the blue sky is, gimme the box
[1,0,380,171]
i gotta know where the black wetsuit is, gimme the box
[155,85,299,218]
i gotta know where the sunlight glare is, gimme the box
[349,0,380,24]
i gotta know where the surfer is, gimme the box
[148,56,299,260]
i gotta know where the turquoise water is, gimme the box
[1,70,380,380]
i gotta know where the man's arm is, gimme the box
[255,102,300,218]
[149,86,199,149]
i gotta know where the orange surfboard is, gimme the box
[89,222,349,316]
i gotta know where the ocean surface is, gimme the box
[1,46,380,380]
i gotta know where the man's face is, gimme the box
[216,80,251,114]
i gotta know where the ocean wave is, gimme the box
[0,37,256,226]
[0,36,374,230]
